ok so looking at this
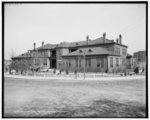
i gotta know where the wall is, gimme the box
[98,44,115,52]
[33,58,50,69]
[134,51,146,62]
[107,56,122,72]
[56,48,69,69]
[126,57,137,69]
[61,48,69,55]
[32,49,51,57]
[61,56,108,72]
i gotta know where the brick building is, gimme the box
[134,51,146,62]
[12,33,128,72]
[133,51,146,69]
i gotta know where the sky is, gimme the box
[4,3,146,60]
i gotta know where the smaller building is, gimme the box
[134,51,146,62]
[133,51,146,69]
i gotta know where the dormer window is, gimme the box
[88,49,92,52]
[79,50,82,53]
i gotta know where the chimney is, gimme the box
[86,35,89,45]
[33,42,36,50]
[42,41,44,48]
[116,38,119,43]
[103,32,106,43]
[119,34,122,44]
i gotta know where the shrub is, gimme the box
[74,70,77,74]
[53,69,56,74]
[66,69,69,75]
[134,67,139,74]
[59,70,62,74]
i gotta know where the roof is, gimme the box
[12,52,32,59]
[134,50,146,54]
[62,47,120,57]
[12,50,48,59]
[36,36,127,50]
[56,37,115,48]
[36,44,56,50]
[12,35,128,59]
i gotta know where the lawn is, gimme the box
[4,77,146,118]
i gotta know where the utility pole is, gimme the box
[78,55,79,73]
[83,52,86,79]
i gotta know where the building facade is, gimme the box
[133,51,146,69]
[126,54,137,69]
[12,33,128,72]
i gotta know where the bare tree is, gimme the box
[10,50,16,59]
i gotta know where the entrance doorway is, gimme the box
[51,59,57,68]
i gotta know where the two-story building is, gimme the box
[61,33,127,72]
[12,32,128,72]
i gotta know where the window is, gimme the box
[97,58,104,68]
[122,58,126,66]
[131,58,134,65]
[87,58,91,67]
[69,60,71,67]
[43,58,47,66]
[110,57,113,67]
[97,58,101,68]
[97,60,100,67]
[86,59,87,67]
[66,61,68,67]
[118,48,120,55]
[122,48,126,55]
[115,47,120,55]
[116,58,119,67]
[79,50,82,53]
[79,58,81,67]
[35,58,40,66]
[76,58,78,67]
[102,58,104,68]
[88,49,92,52]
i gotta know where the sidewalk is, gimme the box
[4,74,146,81]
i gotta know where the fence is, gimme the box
[4,70,146,80]
[13,72,145,79]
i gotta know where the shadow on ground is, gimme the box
[4,99,146,118]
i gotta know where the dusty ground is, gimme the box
[4,77,146,118]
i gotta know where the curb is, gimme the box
[4,75,146,81]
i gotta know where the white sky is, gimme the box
[4,3,146,59]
